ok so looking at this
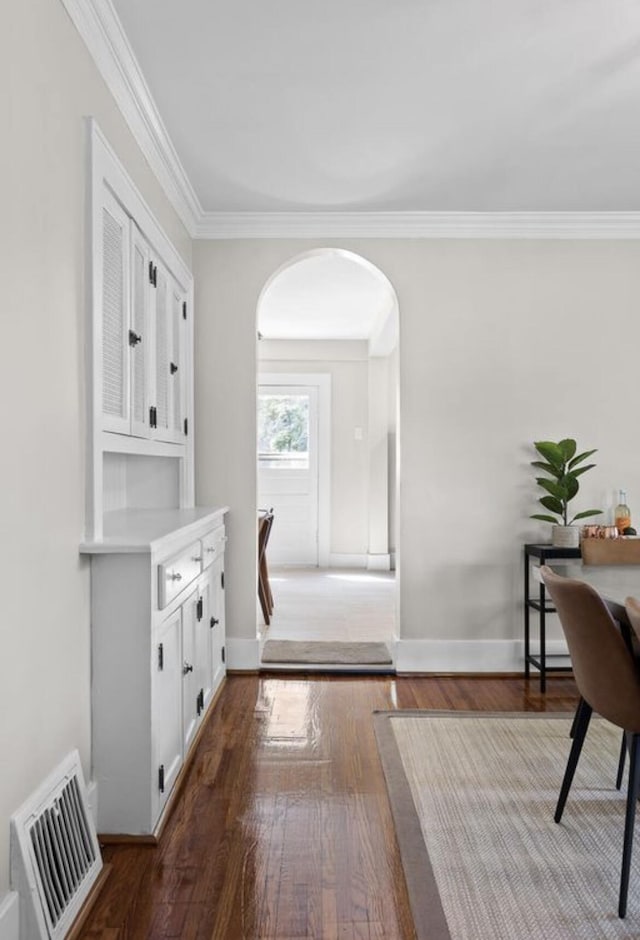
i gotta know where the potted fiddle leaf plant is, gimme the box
[530,438,602,547]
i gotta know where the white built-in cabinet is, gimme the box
[83,510,227,836]
[100,193,187,445]
[82,121,228,838]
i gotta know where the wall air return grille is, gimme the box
[11,750,102,939]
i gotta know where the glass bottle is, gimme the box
[615,489,631,535]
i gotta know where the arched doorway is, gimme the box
[255,249,400,669]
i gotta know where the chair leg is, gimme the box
[616,732,627,791]
[569,696,584,739]
[555,700,592,824]
[619,732,640,918]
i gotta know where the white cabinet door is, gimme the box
[130,223,153,438]
[208,558,226,696]
[181,587,200,751]
[151,608,183,823]
[152,261,186,445]
[100,189,131,434]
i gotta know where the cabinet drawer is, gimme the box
[158,541,202,609]
[201,525,227,570]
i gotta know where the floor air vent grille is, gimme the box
[11,750,102,939]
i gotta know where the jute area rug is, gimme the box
[374,711,640,939]
[261,639,392,665]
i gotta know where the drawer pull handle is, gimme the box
[192,555,203,563]
[168,572,183,582]
[206,547,215,554]
[183,662,193,675]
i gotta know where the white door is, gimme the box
[258,384,319,565]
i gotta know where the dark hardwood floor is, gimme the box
[78,673,578,939]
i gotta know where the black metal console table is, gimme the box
[524,543,581,692]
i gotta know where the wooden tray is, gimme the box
[581,538,640,566]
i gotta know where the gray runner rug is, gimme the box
[261,639,392,665]
[374,711,640,939]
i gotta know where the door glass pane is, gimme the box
[258,394,309,469]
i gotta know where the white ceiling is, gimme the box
[258,250,397,349]
[110,0,640,214]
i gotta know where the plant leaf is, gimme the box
[569,509,603,522]
[560,474,579,501]
[571,464,596,479]
[531,514,561,524]
[536,478,566,500]
[558,439,577,461]
[540,495,564,515]
[534,441,564,469]
[531,460,559,477]
[568,449,597,469]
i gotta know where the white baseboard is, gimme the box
[227,637,260,671]
[328,553,367,568]
[395,638,570,673]
[396,639,519,673]
[367,553,391,571]
[0,892,19,940]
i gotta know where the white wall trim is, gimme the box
[395,638,569,673]
[329,553,368,569]
[195,210,640,240]
[60,0,202,234]
[226,637,260,671]
[0,892,19,940]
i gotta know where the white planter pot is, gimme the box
[552,524,580,549]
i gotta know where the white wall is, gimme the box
[194,238,640,658]
[0,0,191,904]
[258,340,370,556]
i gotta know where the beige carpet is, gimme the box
[374,711,640,939]
[261,639,392,664]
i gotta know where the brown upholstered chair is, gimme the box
[541,566,640,918]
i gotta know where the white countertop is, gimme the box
[80,506,228,554]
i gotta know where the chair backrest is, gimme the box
[625,596,640,643]
[541,566,640,732]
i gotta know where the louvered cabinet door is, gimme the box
[169,284,187,443]
[151,261,173,442]
[100,190,131,434]
[150,264,185,445]
[130,224,153,439]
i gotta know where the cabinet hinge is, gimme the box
[158,643,164,671]
[182,301,187,320]
[183,418,188,436]
[221,571,225,590]
[196,596,203,621]
[128,329,142,347]
[197,688,204,715]
[210,616,219,629]
[158,764,165,793]
[148,261,154,285]
[149,405,157,428]
[170,362,178,375]
[221,646,225,664]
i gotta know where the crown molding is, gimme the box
[61,2,640,243]
[194,210,640,240]
[60,0,202,235]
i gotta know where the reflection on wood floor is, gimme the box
[78,674,579,939]
[262,566,396,643]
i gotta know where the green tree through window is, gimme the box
[258,394,309,468]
